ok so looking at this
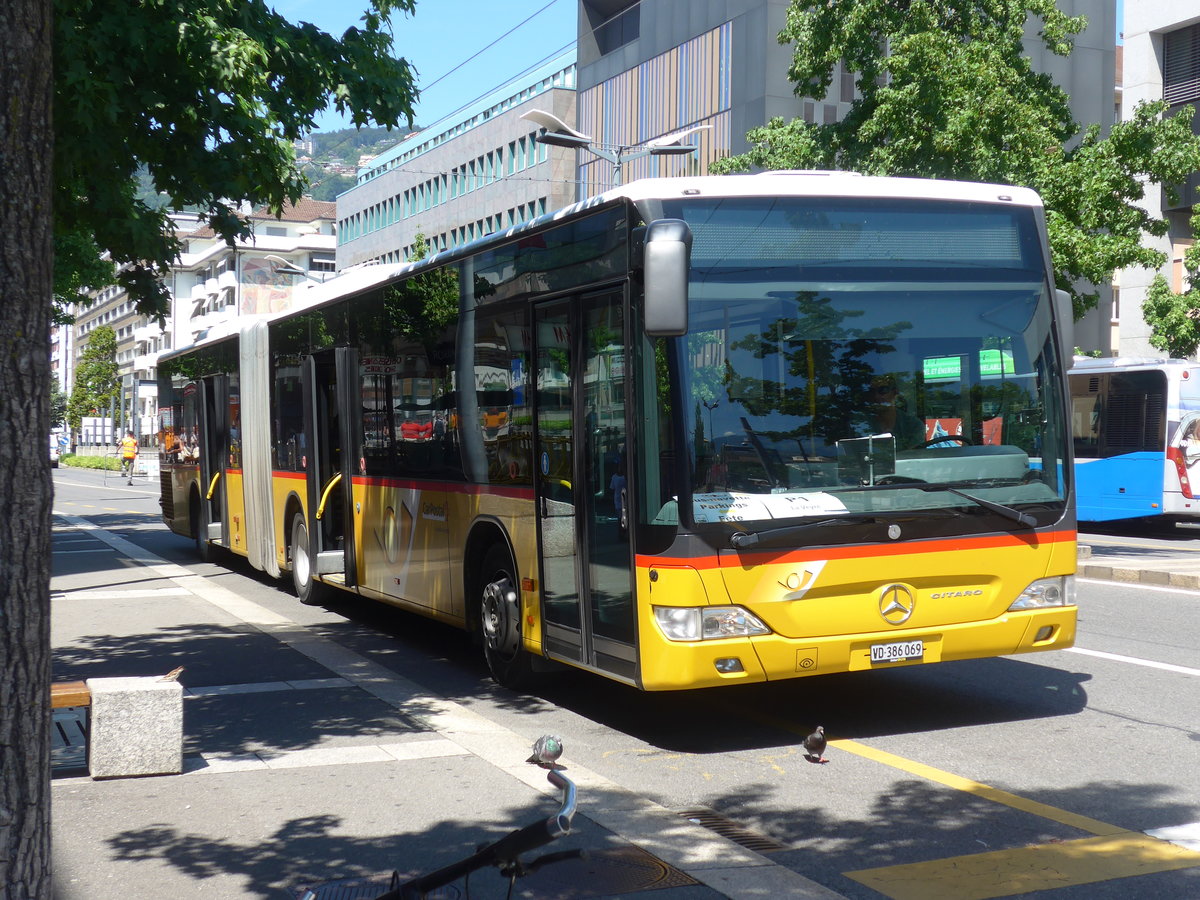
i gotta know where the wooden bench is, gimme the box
[51,680,91,709]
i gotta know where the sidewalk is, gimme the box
[50,491,1196,900]
[1077,539,1200,589]
[50,511,844,900]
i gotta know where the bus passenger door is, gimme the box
[534,291,635,681]
[197,375,229,547]
[301,349,358,588]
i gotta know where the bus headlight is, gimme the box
[653,606,771,641]
[1008,575,1075,611]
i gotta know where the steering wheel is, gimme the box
[913,434,974,449]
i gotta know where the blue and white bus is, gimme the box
[1069,356,1200,522]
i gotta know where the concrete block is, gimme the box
[86,676,183,778]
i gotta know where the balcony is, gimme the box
[191,282,210,303]
[133,324,161,344]
[134,351,160,371]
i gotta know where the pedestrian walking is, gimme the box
[119,430,139,484]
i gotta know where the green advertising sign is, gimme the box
[923,349,1014,382]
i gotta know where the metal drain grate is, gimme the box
[52,707,88,773]
[293,874,457,900]
[677,808,791,854]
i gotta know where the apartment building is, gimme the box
[69,200,336,441]
[1119,2,1200,357]
[336,50,578,269]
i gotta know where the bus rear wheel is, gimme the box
[478,545,534,690]
[290,512,326,606]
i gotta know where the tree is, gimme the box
[66,326,121,433]
[6,4,421,895]
[54,0,420,321]
[1142,208,1200,358]
[381,233,461,353]
[49,380,68,430]
[1,0,53,894]
[711,0,1200,319]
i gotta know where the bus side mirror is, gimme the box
[643,218,691,337]
[1055,289,1074,365]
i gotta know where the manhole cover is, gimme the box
[517,845,700,897]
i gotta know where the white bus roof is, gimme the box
[1069,356,1192,374]
[594,171,1044,209]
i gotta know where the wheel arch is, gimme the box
[462,517,516,634]
[282,490,305,570]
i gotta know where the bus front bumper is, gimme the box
[637,606,1077,691]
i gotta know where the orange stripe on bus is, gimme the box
[636,529,1076,570]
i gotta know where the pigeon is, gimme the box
[526,734,565,769]
[803,726,828,763]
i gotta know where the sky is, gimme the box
[270,0,578,134]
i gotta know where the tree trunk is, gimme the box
[0,0,55,897]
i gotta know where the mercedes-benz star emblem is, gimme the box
[879,584,915,625]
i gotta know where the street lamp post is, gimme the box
[520,109,709,187]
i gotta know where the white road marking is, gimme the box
[1146,822,1200,852]
[1077,577,1200,596]
[1065,646,1200,678]
[52,588,193,600]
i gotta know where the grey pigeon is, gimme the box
[803,726,828,763]
[526,734,565,769]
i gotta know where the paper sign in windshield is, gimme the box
[692,491,849,523]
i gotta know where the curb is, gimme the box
[1077,562,1200,590]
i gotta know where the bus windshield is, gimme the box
[659,195,1068,530]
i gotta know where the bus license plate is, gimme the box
[870,640,924,663]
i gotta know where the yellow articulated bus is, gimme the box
[158,172,1077,691]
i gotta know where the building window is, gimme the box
[1165,24,1200,107]
[588,2,639,56]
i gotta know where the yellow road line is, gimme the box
[728,700,1124,836]
[846,831,1200,900]
[830,738,1123,836]
[723,705,1200,894]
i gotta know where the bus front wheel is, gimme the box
[190,501,213,563]
[478,545,534,690]
[290,512,325,606]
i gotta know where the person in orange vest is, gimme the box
[119,430,139,484]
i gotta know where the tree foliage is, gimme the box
[711,0,1200,318]
[54,0,420,319]
[50,380,68,428]
[65,326,121,430]
[382,233,461,352]
[1142,209,1200,358]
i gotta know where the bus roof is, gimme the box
[170,172,1047,357]
[591,171,1045,210]
[1069,356,1191,374]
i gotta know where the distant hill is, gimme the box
[301,125,418,201]
[133,124,421,209]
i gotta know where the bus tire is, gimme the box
[290,512,325,606]
[478,544,534,690]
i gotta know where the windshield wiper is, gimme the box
[730,515,879,550]
[916,484,1036,529]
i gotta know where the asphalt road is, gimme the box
[51,467,1200,898]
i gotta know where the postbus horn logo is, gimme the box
[878,584,915,625]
